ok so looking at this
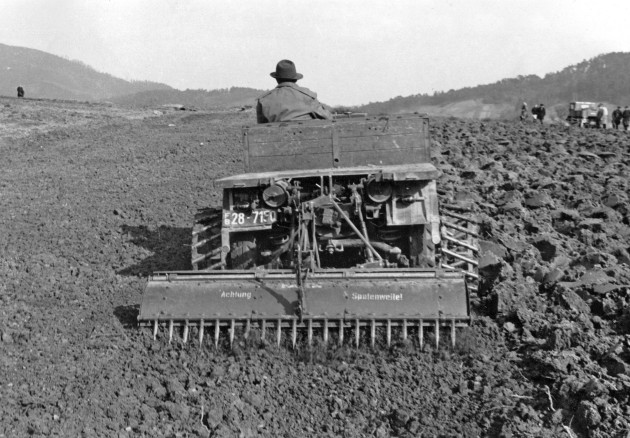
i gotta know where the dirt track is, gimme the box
[1,96,629,437]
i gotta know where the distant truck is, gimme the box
[567,102,599,127]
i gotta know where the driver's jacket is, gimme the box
[256,82,332,123]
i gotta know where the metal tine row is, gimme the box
[441,220,479,238]
[152,318,461,349]
[442,226,479,254]
[441,212,480,295]
[441,209,480,225]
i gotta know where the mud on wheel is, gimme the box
[191,207,223,270]
[439,202,480,296]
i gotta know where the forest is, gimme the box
[354,52,630,114]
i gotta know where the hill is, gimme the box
[352,52,630,120]
[0,43,172,100]
[109,87,263,109]
[3,43,630,117]
[0,43,265,108]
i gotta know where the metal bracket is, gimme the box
[332,127,340,168]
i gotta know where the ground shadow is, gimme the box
[117,224,191,277]
[114,304,140,329]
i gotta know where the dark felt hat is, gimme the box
[270,60,303,80]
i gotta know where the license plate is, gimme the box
[223,209,277,227]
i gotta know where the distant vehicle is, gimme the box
[567,102,598,128]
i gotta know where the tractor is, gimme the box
[138,113,478,348]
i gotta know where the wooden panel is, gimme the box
[338,134,420,152]
[335,118,427,139]
[247,148,427,171]
[243,114,430,173]
[249,152,333,172]
[249,138,334,157]
[340,149,427,168]
[246,123,332,144]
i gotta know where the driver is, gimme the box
[256,60,332,123]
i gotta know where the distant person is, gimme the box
[612,106,623,129]
[596,103,608,129]
[531,104,539,121]
[256,59,332,124]
[519,102,528,121]
[17,86,24,98]
[535,103,545,124]
[623,106,630,131]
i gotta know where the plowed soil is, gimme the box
[1,96,629,438]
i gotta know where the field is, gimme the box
[1,96,629,438]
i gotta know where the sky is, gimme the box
[1,0,629,106]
